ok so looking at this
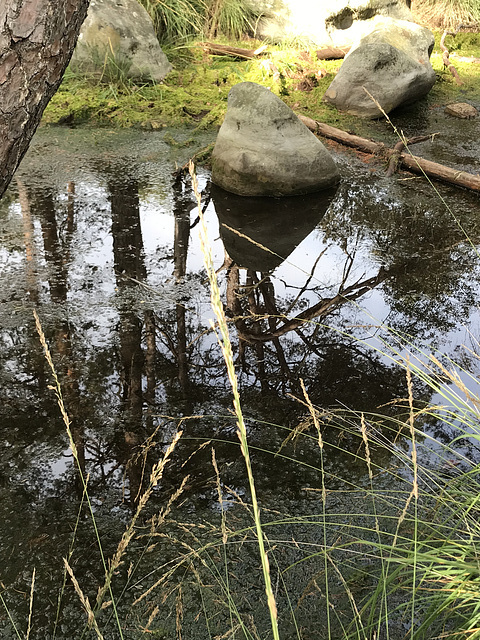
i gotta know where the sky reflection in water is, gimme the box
[0,125,479,638]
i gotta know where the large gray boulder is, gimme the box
[323,17,436,118]
[248,0,413,49]
[71,0,172,83]
[211,82,339,197]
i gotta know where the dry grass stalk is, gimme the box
[212,448,228,544]
[33,310,78,459]
[142,604,160,633]
[96,430,184,608]
[360,414,373,482]
[429,354,480,412]
[406,359,419,500]
[26,568,35,640]
[175,585,183,640]
[64,559,105,640]
[189,159,279,638]
[328,556,367,640]
[300,379,323,451]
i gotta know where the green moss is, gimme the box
[432,29,480,56]
[42,36,480,135]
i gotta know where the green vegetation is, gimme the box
[40,0,480,132]
[42,30,480,136]
[138,0,259,43]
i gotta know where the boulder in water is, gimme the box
[211,82,340,197]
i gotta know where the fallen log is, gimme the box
[298,114,480,193]
[315,46,350,60]
[397,154,480,192]
[298,115,384,154]
[198,42,268,59]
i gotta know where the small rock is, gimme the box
[445,103,478,119]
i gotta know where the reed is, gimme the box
[189,159,280,640]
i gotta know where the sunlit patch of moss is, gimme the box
[428,51,480,100]
[43,36,480,133]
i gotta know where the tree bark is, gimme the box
[0,0,90,199]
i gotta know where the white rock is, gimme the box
[71,0,172,83]
[323,17,436,118]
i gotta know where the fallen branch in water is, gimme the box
[297,114,480,193]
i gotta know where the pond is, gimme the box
[1,119,480,639]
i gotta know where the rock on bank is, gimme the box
[323,17,436,118]
[71,0,172,83]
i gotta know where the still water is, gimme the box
[0,122,479,638]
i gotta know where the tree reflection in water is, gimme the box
[0,127,479,638]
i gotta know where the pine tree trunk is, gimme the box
[0,0,90,199]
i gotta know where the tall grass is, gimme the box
[190,159,280,639]
[138,0,260,44]
[413,0,480,28]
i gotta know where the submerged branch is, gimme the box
[298,115,480,192]
[238,268,389,343]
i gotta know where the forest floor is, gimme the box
[42,32,480,143]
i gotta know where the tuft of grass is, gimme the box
[413,0,480,29]
[139,0,207,44]
[138,0,260,44]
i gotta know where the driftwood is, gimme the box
[316,46,350,60]
[198,42,267,59]
[298,114,480,193]
[385,135,434,177]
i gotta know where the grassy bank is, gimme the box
[42,31,480,135]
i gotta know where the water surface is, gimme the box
[1,121,479,638]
